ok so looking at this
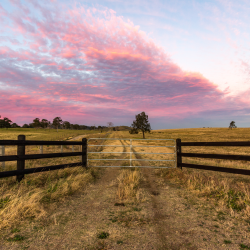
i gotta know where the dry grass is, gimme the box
[0,132,109,234]
[116,169,145,203]
[115,128,250,219]
[0,128,100,141]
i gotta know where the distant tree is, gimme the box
[73,124,80,130]
[79,125,87,130]
[33,118,41,129]
[52,117,62,132]
[131,111,151,139]
[0,117,12,129]
[28,123,34,128]
[11,123,20,128]
[0,115,4,128]
[229,121,237,129]
[22,124,29,128]
[41,119,49,129]
[63,121,71,129]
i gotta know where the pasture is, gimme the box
[1,127,250,249]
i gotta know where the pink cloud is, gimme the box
[0,1,249,127]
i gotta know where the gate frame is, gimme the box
[87,138,176,168]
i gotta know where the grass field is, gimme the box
[0,128,102,141]
[1,127,250,249]
[116,127,250,218]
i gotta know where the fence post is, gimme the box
[61,145,63,153]
[72,145,74,152]
[82,138,87,168]
[176,138,182,170]
[40,145,43,154]
[17,135,25,182]
[0,145,5,170]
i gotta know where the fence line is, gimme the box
[176,138,250,176]
[0,135,87,182]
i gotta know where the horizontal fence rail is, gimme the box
[176,138,250,176]
[88,138,176,168]
[0,140,83,146]
[0,135,87,182]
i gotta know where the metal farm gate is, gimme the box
[87,138,176,168]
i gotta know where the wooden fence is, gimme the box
[176,138,250,176]
[0,135,87,182]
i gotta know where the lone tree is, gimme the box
[52,117,63,132]
[229,121,237,129]
[131,111,151,139]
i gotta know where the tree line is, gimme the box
[0,116,109,131]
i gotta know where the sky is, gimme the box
[0,0,250,129]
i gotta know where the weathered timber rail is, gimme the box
[0,135,87,182]
[176,138,250,176]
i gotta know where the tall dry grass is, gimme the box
[115,128,250,218]
[0,165,99,232]
[0,133,108,233]
[155,167,250,218]
[116,168,145,203]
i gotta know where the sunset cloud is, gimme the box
[0,0,250,128]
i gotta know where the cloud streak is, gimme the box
[0,0,249,128]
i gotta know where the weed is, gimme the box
[97,231,109,239]
[47,182,58,193]
[132,207,142,211]
[0,196,11,209]
[11,228,20,233]
[224,240,232,244]
[227,190,246,211]
[7,234,25,242]
[117,240,123,244]
[240,243,250,249]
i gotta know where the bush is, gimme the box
[129,129,138,134]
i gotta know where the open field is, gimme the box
[1,128,250,249]
[0,128,102,142]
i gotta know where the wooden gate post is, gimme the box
[17,135,26,182]
[176,138,182,170]
[1,145,5,170]
[82,138,87,168]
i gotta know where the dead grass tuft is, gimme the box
[116,169,145,202]
[155,167,250,218]
[0,165,98,232]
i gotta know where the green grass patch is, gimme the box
[0,196,11,209]
[7,234,25,242]
[97,231,109,239]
